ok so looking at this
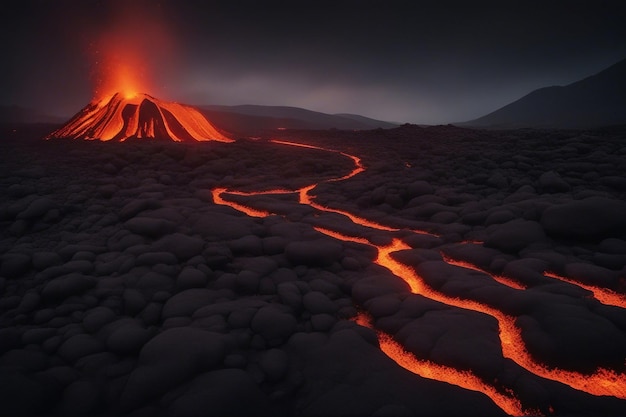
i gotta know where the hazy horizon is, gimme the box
[2,0,625,125]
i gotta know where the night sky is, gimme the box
[2,0,626,124]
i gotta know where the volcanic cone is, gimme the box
[46,92,233,142]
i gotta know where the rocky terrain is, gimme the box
[1,124,625,416]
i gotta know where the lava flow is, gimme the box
[211,187,272,218]
[273,139,436,235]
[47,20,232,143]
[210,138,626,413]
[544,271,626,309]
[441,254,626,308]
[355,312,528,417]
[327,231,626,400]
[441,254,528,290]
[47,92,232,142]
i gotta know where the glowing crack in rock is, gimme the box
[355,312,529,417]
[210,137,626,414]
[544,271,626,309]
[441,253,528,290]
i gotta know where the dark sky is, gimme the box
[2,0,626,124]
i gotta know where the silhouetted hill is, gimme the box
[458,58,626,129]
[199,104,398,136]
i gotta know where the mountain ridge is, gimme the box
[457,58,626,129]
[198,104,399,135]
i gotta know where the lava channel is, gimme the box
[544,271,626,309]
[313,227,626,400]
[355,312,529,417]
[210,138,626,408]
[441,254,527,290]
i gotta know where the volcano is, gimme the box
[46,92,233,142]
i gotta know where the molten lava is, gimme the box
[316,227,626,401]
[441,254,527,290]
[209,137,626,413]
[355,313,528,417]
[544,271,626,308]
[46,92,232,142]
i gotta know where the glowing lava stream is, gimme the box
[544,271,626,309]
[210,138,626,405]
[313,227,626,401]
[215,139,437,236]
[441,254,626,309]
[441,254,527,290]
[354,312,527,417]
[269,139,394,229]
[211,187,271,218]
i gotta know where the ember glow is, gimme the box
[46,0,229,142]
[211,137,626,413]
[211,187,270,218]
[46,92,232,142]
[355,313,528,417]
[6,2,626,416]
[365,237,626,400]
[544,271,626,309]
[441,254,528,290]
[88,0,176,102]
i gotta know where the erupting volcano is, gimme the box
[4,1,626,415]
[45,1,232,144]
[46,92,232,142]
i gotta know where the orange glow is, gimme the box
[544,271,626,308]
[270,139,327,150]
[313,227,370,245]
[88,0,178,102]
[271,140,366,181]
[376,238,424,293]
[330,152,365,180]
[299,184,317,205]
[308,199,400,232]
[227,189,295,196]
[47,93,232,142]
[317,228,626,400]
[355,313,528,417]
[211,188,271,218]
[271,140,411,232]
[461,239,486,244]
[93,50,148,103]
[441,253,527,290]
[51,0,222,142]
[208,137,626,404]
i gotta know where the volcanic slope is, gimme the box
[46,92,233,142]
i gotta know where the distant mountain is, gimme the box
[334,113,403,127]
[198,104,398,136]
[0,105,66,124]
[458,58,626,129]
